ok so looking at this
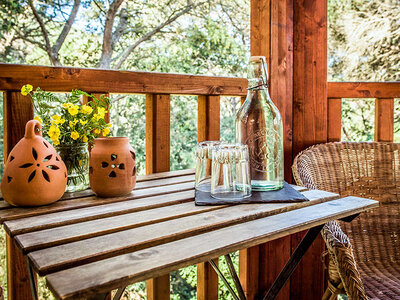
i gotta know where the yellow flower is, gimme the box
[34,116,42,124]
[62,103,73,109]
[94,129,101,135]
[51,115,65,125]
[107,123,112,128]
[82,135,88,143]
[92,113,103,121]
[48,125,60,140]
[69,119,78,128]
[80,119,88,126]
[81,105,93,115]
[97,107,106,117]
[71,131,79,140]
[79,160,83,166]
[21,84,33,96]
[52,139,60,146]
[102,128,110,136]
[68,105,79,116]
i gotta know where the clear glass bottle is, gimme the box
[236,56,284,191]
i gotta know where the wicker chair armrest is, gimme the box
[322,221,368,300]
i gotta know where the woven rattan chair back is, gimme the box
[293,142,400,300]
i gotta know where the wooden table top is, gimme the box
[0,169,379,300]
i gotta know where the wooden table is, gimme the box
[0,169,378,300]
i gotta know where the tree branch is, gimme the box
[52,0,81,56]
[111,7,128,50]
[98,0,125,69]
[28,1,51,52]
[114,2,200,69]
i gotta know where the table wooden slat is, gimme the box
[4,190,195,236]
[16,202,222,252]
[45,196,378,300]
[0,181,194,223]
[0,169,195,208]
[27,190,338,275]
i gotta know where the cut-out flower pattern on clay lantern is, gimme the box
[1,120,68,206]
[89,137,136,197]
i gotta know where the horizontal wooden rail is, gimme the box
[0,64,247,96]
[328,82,400,98]
[327,81,399,143]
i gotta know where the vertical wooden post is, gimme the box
[145,93,171,300]
[292,0,328,299]
[375,98,394,142]
[3,91,34,300]
[241,0,271,298]
[83,93,111,123]
[328,98,342,142]
[196,95,220,299]
[197,95,221,142]
[248,0,294,299]
[239,246,260,299]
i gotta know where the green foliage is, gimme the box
[171,96,198,171]
[341,99,375,142]
[394,99,400,142]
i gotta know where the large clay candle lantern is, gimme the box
[1,120,68,206]
[89,137,136,197]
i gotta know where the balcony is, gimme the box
[0,0,399,299]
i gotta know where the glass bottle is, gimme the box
[235,56,284,191]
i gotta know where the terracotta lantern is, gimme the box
[89,137,136,197]
[1,120,68,206]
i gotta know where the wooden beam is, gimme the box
[328,82,400,99]
[250,0,271,66]
[197,260,219,300]
[375,98,394,142]
[145,93,171,299]
[328,98,342,142]
[252,0,294,299]
[0,64,247,96]
[197,95,220,142]
[197,95,220,299]
[145,94,171,174]
[83,93,111,123]
[292,0,328,298]
[239,246,260,299]
[243,0,272,297]
[3,91,34,299]
[147,274,170,300]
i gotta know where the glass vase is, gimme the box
[56,143,89,192]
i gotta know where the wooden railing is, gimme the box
[0,63,247,300]
[327,82,400,143]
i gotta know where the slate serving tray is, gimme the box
[195,182,308,206]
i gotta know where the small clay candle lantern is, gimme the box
[89,137,136,197]
[1,120,68,206]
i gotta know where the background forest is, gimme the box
[0,0,399,299]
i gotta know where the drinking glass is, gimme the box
[211,143,252,200]
[195,141,224,192]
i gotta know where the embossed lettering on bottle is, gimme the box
[236,56,284,191]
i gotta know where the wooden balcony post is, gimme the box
[145,93,171,300]
[83,93,111,123]
[197,95,220,299]
[3,91,35,300]
[292,0,328,298]
[328,98,342,142]
[375,98,394,142]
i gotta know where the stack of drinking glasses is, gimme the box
[195,141,252,200]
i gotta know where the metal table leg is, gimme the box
[209,254,246,300]
[262,224,324,300]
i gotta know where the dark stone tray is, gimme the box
[195,182,308,206]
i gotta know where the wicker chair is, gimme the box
[292,142,400,300]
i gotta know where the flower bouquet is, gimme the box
[21,84,112,192]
